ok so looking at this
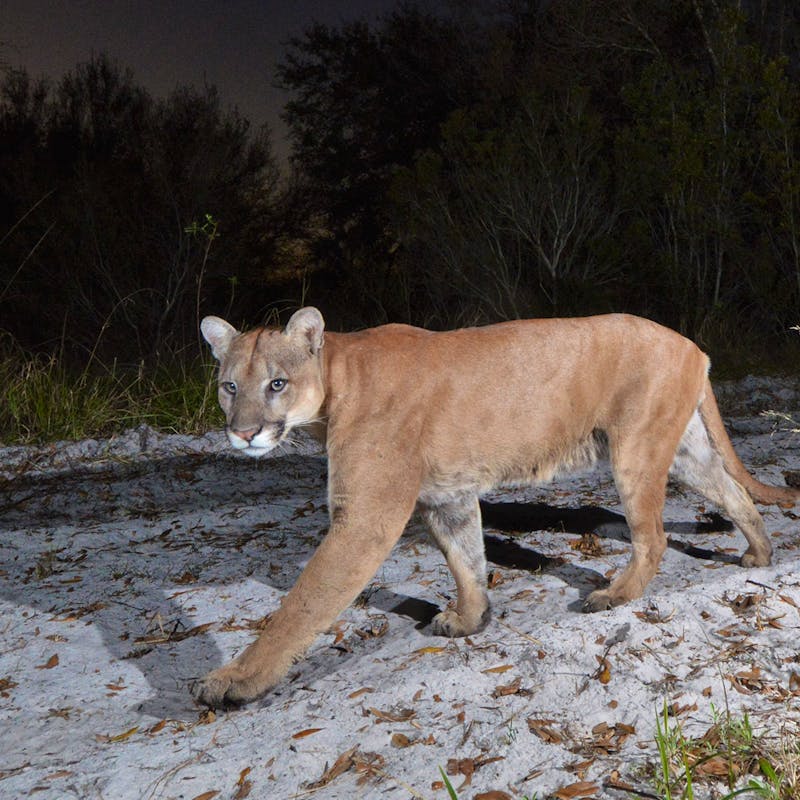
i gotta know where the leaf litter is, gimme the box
[1,378,800,797]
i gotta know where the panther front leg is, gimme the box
[191,469,419,708]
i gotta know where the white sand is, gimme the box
[1,376,799,800]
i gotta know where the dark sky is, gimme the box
[4,0,401,161]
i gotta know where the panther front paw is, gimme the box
[189,665,265,709]
[582,589,626,613]
[430,605,490,637]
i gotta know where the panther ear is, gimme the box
[284,307,325,355]
[201,316,239,361]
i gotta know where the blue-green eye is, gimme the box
[221,381,237,395]
[270,378,287,392]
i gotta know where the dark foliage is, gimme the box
[3,1,800,373]
[0,54,280,364]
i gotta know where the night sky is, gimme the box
[4,0,400,161]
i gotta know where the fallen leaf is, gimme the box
[414,646,445,655]
[36,654,59,670]
[569,533,604,556]
[233,767,252,799]
[606,773,635,792]
[305,747,384,790]
[482,664,514,674]
[693,754,733,777]
[552,780,599,799]
[355,618,388,639]
[44,770,74,780]
[237,768,251,785]
[594,655,611,684]
[475,792,512,800]
[135,621,213,645]
[368,706,415,723]
[292,727,324,739]
[348,687,374,699]
[390,732,413,748]
[191,792,220,800]
[96,725,139,743]
[488,570,505,588]
[233,782,251,800]
[527,718,563,744]
[446,757,476,787]
[493,677,522,697]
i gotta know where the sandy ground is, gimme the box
[2,377,800,800]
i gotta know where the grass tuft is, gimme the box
[652,701,800,799]
[0,336,221,445]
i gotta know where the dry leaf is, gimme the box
[475,792,512,800]
[527,718,563,744]
[488,571,505,588]
[233,767,252,800]
[606,773,635,792]
[36,654,59,670]
[493,677,522,697]
[233,782,251,800]
[305,746,358,790]
[348,687,374,699]
[569,533,604,556]
[96,726,139,744]
[191,792,220,800]
[390,732,413,748]
[368,706,415,723]
[594,655,611,684]
[292,727,324,739]
[355,619,388,639]
[446,757,476,787]
[552,780,599,799]
[44,770,74,780]
[198,709,216,725]
[482,664,514,674]
[148,720,167,734]
[135,621,213,645]
[237,768,251,785]
[414,646,445,655]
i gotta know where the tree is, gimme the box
[277,3,481,321]
[393,88,618,324]
[0,54,281,363]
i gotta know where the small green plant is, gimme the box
[652,700,798,800]
[654,700,695,800]
[437,766,538,800]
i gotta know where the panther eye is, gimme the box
[269,378,287,393]
[221,381,237,395]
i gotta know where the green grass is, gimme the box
[0,338,222,445]
[653,701,799,800]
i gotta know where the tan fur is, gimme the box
[193,309,797,707]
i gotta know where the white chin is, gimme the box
[241,448,271,458]
[227,434,277,457]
